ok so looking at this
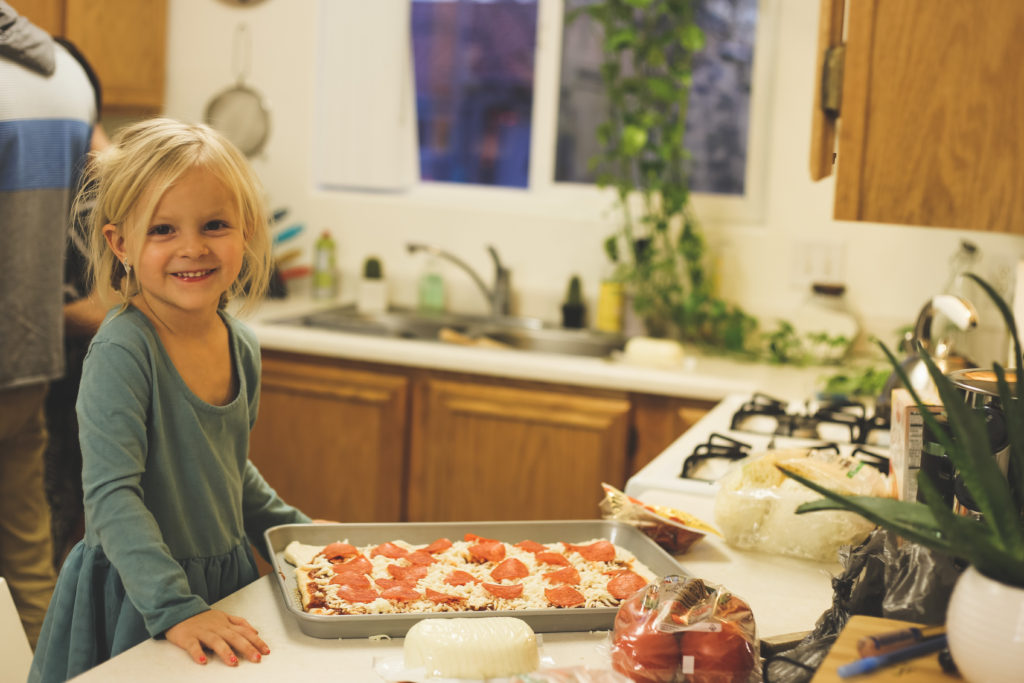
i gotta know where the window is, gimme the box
[556,0,759,195]
[410,0,762,197]
[411,0,539,187]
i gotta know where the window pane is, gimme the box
[556,0,758,195]
[411,0,538,188]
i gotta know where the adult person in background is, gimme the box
[43,35,111,569]
[0,1,98,647]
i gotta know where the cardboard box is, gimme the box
[888,388,944,501]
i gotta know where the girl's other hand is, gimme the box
[165,609,270,666]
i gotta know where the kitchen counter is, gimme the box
[242,297,836,402]
[73,531,839,682]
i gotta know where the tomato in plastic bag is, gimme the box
[611,575,760,683]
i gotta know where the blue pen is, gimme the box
[838,634,948,678]
[272,223,304,246]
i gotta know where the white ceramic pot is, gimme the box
[946,565,1024,683]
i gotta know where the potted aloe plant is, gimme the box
[779,274,1024,683]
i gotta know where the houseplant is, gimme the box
[779,274,1024,682]
[571,0,756,351]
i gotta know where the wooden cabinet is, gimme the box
[407,374,631,522]
[249,350,713,523]
[17,0,167,113]
[249,352,408,522]
[810,0,1024,232]
[628,393,714,477]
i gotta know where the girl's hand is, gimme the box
[165,609,270,666]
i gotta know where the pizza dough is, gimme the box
[287,534,656,616]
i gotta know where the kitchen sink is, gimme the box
[273,305,627,358]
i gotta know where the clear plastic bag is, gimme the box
[611,575,760,683]
[713,449,889,562]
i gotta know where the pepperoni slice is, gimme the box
[425,588,465,604]
[381,585,421,602]
[370,542,409,559]
[607,571,649,600]
[374,578,415,591]
[444,570,479,587]
[535,552,570,566]
[332,555,372,576]
[543,566,581,585]
[514,539,547,553]
[424,537,454,554]
[329,572,372,589]
[545,585,585,607]
[565,540,616,562]
[490,558,529,581]
[387,564,428,582]
[464,533,498,543]
[469,541,506,563]
[483,583,524,599]
[406,549,437,566]
[336,584,379,604]
[321,542,358,560]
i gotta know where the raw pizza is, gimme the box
[285,533,657,616]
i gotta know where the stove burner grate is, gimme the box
[681,432,752,481]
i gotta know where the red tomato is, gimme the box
[612,594,681,683]
[677,622,756,683]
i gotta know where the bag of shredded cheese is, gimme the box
[599,483,719,554]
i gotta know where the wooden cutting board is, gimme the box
[811,615,959,682]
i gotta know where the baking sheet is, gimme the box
[264,520,684,639]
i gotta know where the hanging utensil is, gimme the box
[205,23,271,156]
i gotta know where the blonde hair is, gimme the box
[76,118,270,315]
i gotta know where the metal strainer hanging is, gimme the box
[205,23,270,156]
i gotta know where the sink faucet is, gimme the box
[406,243,511,316]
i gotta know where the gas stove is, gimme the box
[625,392,892,506]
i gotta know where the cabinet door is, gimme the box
[629,394,714,477]
[407,375,631,522]
[64,0,167,112]
[812,0,1024,232]
[249,352,408,523]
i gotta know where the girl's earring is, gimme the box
[123,261,132,279]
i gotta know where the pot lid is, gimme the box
[948,368,1018,397]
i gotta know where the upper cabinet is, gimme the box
[810,0,1024,233]
[18,0,167,113]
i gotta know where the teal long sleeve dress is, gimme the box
[29,306,311,682]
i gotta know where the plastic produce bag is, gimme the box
[713,449,889,562]
[600,483,720,554]
[611,574,760,683]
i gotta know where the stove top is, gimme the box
[625,393,892,501]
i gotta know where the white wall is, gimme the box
[162,0,1024,363]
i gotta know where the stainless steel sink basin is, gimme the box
[273,305,626,358]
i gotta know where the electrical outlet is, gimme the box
[791,239,846,288]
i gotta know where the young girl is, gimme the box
[29,118,312,682]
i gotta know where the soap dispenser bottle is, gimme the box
[418,256,446,314]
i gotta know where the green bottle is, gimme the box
[312,230,337,299]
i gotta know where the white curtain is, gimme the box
[314,0,417,191]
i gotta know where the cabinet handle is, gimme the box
[810,0,846,180]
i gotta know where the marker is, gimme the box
[857,625,945,657]
[838,634,948,678]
